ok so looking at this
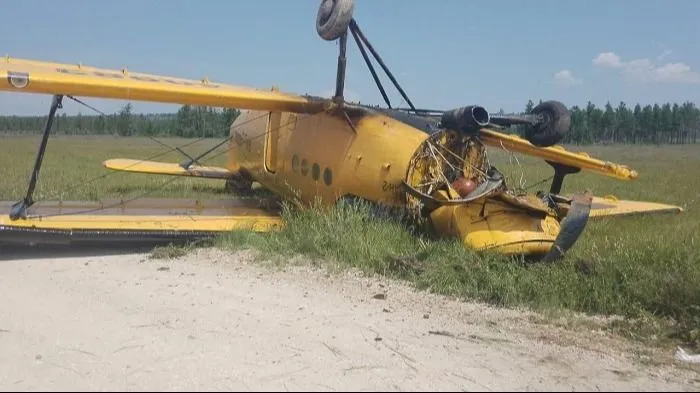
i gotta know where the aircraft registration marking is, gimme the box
[382,181,402,193]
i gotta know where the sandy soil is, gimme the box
[0,245,698,392]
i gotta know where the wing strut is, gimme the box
[326,14,417,112]
[348,19,416,112]
[547,160,581,195]
[10,94,64,220]
[348,21,391,108]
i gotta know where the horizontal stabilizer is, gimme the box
[588,196,683,218]
[103,159,232,179]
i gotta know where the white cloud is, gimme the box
[593,52,624,68]
[552,70,582,86]
[653,63,700,84]
[593,51,700,85]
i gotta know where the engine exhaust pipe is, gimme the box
[440,105,490,132]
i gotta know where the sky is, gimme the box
[1,0,699,116]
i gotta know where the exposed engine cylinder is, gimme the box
[440,105,490,133]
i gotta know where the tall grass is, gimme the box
[215,196,700,348]
[2,136,699,347]
[215,144,700,348]
[0,135,230,201]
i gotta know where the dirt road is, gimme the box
[0,246,697,391]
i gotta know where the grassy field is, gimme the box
[2,135,700,348]
[0,135,230,201]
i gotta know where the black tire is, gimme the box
[316,0,355,41]
[525,100,571,147]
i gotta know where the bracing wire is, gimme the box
[37,98,272,202]
[31,105,308,219]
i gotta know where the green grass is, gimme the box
[0,135,230,201]
[2,135,700,348]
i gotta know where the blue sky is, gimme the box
[1,0,699,116]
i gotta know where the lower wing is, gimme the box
[103,158,233,179]
[478,130,684,218]
[479,129,638,181]
[588,196,683,218]
[0,199,282,245]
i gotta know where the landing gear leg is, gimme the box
[540,161,590,262]
[10,94,64,220]
[333,31,348,104]
[546,160,581,195]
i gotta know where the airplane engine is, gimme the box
[439,105,490,134]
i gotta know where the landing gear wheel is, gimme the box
[316,0,355,41]
[525,100,571,147]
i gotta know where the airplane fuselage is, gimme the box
[227,105,564,256]
[227,106,428,208]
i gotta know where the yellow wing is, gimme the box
[0,199,283,245]
[479,129,638,181]
[1,56,328,113]
[477,129,686,218]
[588,195,683,218]
[103,158,232,179]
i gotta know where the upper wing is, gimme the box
[479,129,638,181]
[1,56,328,113]
[103,159,233,179]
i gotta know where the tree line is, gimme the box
[0,104,241,138]
[526,100,700,144]
[1,100,698,144]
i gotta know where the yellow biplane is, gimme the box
[0,0,683,261]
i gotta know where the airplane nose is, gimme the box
[428,200,563,257]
